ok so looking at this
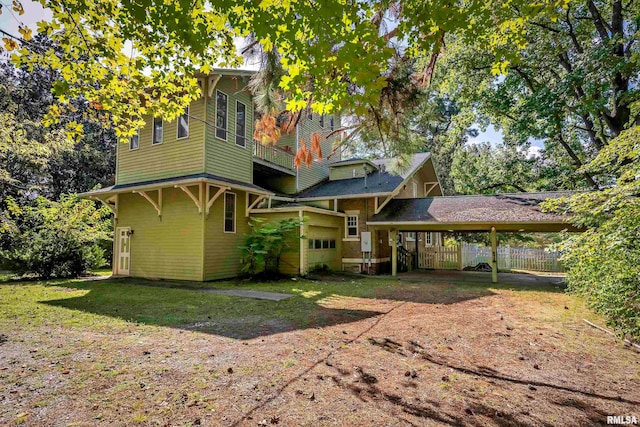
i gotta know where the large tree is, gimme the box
[438,0,639,189]
[2,0,567,143]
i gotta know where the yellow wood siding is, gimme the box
[116,96,206,185]
[394,159,442,199]
[203,190,252,280]
[302,212,343,272]
[116,188,204,280]
[205,76,254,184]
[329,163,369,181]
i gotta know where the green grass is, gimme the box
[0,274,400,339]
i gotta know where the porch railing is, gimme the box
[253,140,295,172]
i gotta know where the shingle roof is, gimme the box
[297,153,431,199]
[368,192,575,224]
[80,173,271,197]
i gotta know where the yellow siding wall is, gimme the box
[394,159,442,199]
[117,188,204,280]
[302,212,343,272]
[116,95,206,185]
[329,163,371,181]
[205,76,254,184]
[203,189,252,280]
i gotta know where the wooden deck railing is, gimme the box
[253,140,295,171]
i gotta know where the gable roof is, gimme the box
[367,192,579,232]
[297,153,432,200]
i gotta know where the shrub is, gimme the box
[0,195,112,279]
[240,217,303,277]
[543,126,640,341]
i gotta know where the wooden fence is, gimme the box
[415,243,564,272]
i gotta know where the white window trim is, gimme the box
[215,89,228,142]
[425,232,433,247]
[152,117,163,145]
[176,105,189,140]
[223,192,236,233]
[129,129,140,151]
[344,210,359,240]
[235,99,247,148]
[413,181,418,198]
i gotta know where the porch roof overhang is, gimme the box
[79,173,273,199]
[367,192,584,233]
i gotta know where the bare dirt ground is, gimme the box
[1,273,639,426]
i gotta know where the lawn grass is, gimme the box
[1,273,638,426]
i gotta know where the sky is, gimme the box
[3,1,544,157]
[0,0,50,36]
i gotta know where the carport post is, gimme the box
[391,229,398,277]
[490,226,498,283]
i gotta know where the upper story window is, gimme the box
[224,192,236,233]
[345,211,359,238]
[236,101,246,147]
[177,106,189,139]
[152,117,163,145]
[307,109,313,120]
[216,90,228,140]
[329,116,334,132]
[129,130,140,150]
[413,182,418,198]
[319,114,324,128]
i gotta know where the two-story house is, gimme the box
[81,69,443,281]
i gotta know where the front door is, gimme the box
[115,227,131,276]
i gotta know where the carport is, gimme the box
[366,192,582,283]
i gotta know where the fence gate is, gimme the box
[418,246,461,270]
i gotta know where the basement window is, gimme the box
[224,192,235,233]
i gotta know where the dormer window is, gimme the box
[177,106,189,139]
[216,90,228,140]
[129,130,139,150]
[152,117,163,145]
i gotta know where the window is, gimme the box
[129,130,139,150]
[236,101,246,147]
[346,215,358,237]
[152,117,163,145]
[329,116,334,132]
[308,239,336,250]
[307,109,313,120]
[177,106,189,139]
[413,182,418,198]
[216,90,228,140]
[425,232,433,246]
[319,114,324,128]
[224,192,235,233]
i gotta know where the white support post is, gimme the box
[133,190,162,216]
[92,196,118,218]
[391,229,398,277]
[205,185,229,216]
[246,194,266,216]
[491,226,498,283]
[176,185,202,213]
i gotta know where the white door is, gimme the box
[115,227,131,276]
